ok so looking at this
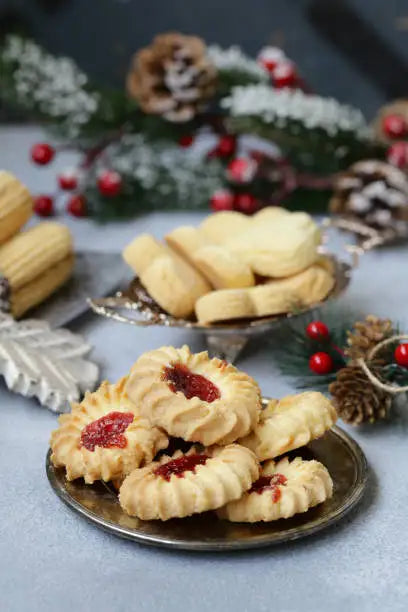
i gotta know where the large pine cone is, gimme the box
[372,99,408,144]
[329,366,391,425]
[127,32,217,122]
[330,160,408,236]
[345,315,393,364]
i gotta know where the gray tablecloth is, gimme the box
[1,126,408,612]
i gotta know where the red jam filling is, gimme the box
[80,411,134,452]
[153,453,209,481]
[249,473,287,503]
[163,363,220,402]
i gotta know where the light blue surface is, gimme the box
[1,126,408,612]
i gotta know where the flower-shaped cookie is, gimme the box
[217,456,333,522]
[50,377,168,484]
[119,444,260,520]
[125,345,262,445]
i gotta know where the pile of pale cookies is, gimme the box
[50,345,337,523]
[122,208,335,323]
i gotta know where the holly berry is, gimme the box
[233,193,259,215]
[97,170,122,197]
[58,169,79,191]
[67,195,87,217]
[309,352,334,375]
[257,46,286,73]
[30,143,55,165]
[306,321,330,340]
[273,61,297,88]
[394,343,408,368]
[227,157,257,183]
[387,141,408,168]
[34,195,54,217]
[178,134,194,148]
[210,190,235,212]
[382,114,408,139]
[217,135,236,157]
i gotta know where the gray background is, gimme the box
[1,0,408,116]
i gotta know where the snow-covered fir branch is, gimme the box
[2,36,99,137]
[96,134,225,206]
[207,45,268,82]
[221,84,370,137]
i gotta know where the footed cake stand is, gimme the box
[88,249,353,363]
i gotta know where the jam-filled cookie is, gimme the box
[239,392,337,461]
[50,378,168,484]
[125,345,262,445]
[119,444,260,520]
[217,456,333,522]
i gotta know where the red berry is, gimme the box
[309,352,334,375]
[273,61,297,88]
[30,143,55,165]
[97,170,122,197]
[58,169,78,191]
[234,193,259,215]
[227,157,257,183]
[394,343,408,368]
[210,190,235,212]
[216,135,236,157]
[67,195,87,217]
[34,195,54,217]
[387,141,408,168]
[179,134,194,148]
[382,114,408,139]
[257,47,286,73]
[306,321,330,340]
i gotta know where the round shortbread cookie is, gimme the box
[125,345,262,445]
[50,378,168,484]
[119,444,260,520]
[239,392,337,461]
[217,456,333,522]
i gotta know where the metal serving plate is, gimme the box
[46,412,367,552]
[88,253,352,362]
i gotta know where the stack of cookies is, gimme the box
[0,171,74,317]
[122,208,335,323]
[50,345,336,523]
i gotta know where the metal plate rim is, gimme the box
[46,423,368,551]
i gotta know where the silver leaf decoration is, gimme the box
[0,313,99,413]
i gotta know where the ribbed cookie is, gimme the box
[0,171,33,244]
[119,444,260,520]
[125,345,262,445]
[239,392,337,461]
[217,456,333,522]
[50,377,168,484]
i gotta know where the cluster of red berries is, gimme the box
[30,142,122,218]
[210,189,258,215]
[382,115,408,170]
[257,47,298,89]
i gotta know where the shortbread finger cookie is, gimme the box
[225,211,321,277]
[193,245,255,289]
[165,226,209,265]
[126,345,262,445]
[119,444,260,520]
[0,222,74,317]
[239,392,337,461]
[50,378,168,484]
[122,233,210,318]
[217,456,333,523]
[200,211,250,244]
[0,171,33,245]
[194,263,334,323]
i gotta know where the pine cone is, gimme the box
[345,315,393,364]
[329,366,391,425]
[372,99,408,144]
[127,32,217,122]
[329,160,408,236]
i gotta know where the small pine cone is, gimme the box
[329,160,408,236]
[127,32,217,122]
[329,366,391,425]
[372,99,408,144]
[345,314,393,364]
